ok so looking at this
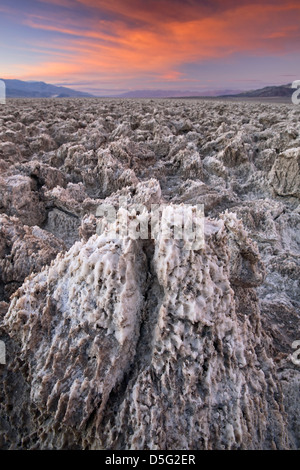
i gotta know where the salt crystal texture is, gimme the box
[0,98,299,449]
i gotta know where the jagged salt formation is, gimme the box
[0,98,299,449]
[0,214,65,305]
[0,209,288,449]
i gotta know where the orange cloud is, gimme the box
[6,0,300,87]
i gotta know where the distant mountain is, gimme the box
[219,83,293,99]
[1,79,295,100]
[1,79,94,98]
[110,89,242,98]
[110,85,294,99]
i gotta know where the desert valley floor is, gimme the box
[0,97,299,449]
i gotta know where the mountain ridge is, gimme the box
[0,79,296,99]
[218,83,293,98]
[1,79,94,98]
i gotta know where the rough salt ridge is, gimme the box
[0,97,299,449]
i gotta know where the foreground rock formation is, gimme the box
[0,98,299,449]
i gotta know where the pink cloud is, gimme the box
[5,0,300,87]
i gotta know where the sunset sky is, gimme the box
[1,0,300,95]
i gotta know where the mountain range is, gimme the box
[0,78,295,99]
[108,88,242,98]
[1,79,94,98]
[219,83,294,99]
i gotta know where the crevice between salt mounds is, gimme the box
[1,210,289,450]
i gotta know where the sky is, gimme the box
[0,0,300,95]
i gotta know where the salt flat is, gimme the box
[0,98,299,449]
